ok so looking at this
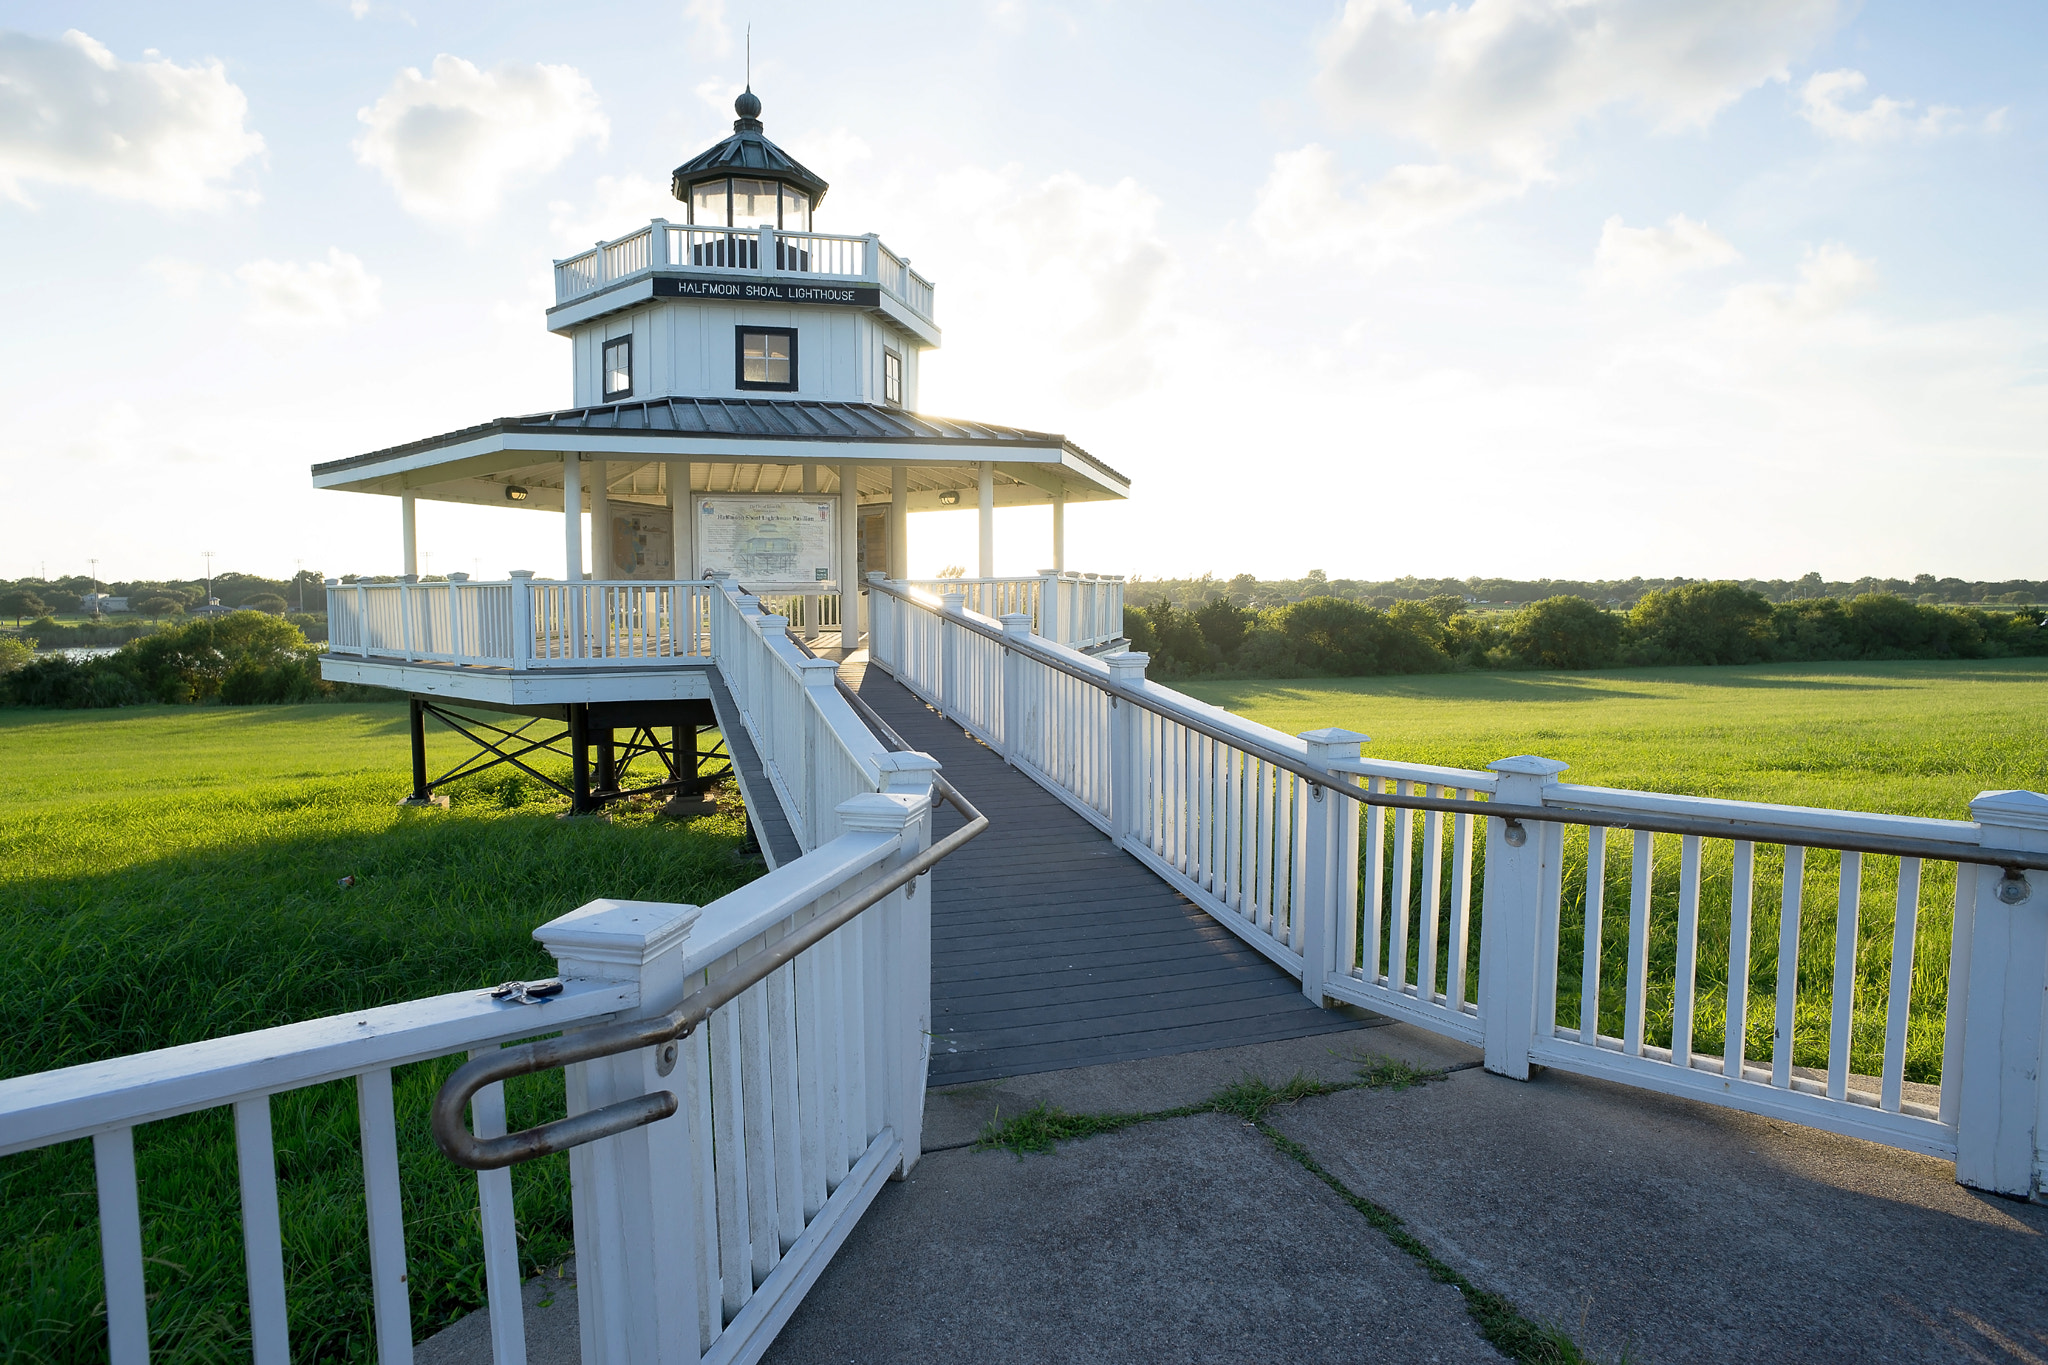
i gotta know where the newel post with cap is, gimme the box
[1106,651,1150,848]
[1951,789,2048,1196]
[868,751,943,1173]
[1478,755,1570,1080]
[1299,729,1371,1006]
[531,897,706,1362]
[999,612,1033,764]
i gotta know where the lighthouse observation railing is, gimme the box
[2,579,967,1365]
[865,578,2048,1197]
[554,220,937,323]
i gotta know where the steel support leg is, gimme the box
[569,705,592,813]
[595,729,617,795]
[408,698,430,801]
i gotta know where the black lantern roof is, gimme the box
[671,89,830,208]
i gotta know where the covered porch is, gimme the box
[311,394,1130,654]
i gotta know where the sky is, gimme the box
[1,0,2043,586]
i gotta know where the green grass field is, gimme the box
[0,704,755,1364]
[1185,659,2048,1087]
[4,663,2043,1359]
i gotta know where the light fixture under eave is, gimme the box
[938,490,960,506]
[506,485,530,502]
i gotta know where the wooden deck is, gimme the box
[843,659,1365,1085]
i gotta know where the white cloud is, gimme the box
[1251,145,1523,264]
[0,29,264,208]
[1798,69,1967,143]
[1314,0,1840,173]
[1594,214,1740,287]
[354,55,607,224]
[547,174,680,249]
[1721,242,1875,327]
[685,0,733,58]
[236,248,382,327]
[909,167,1179,410]
[145,256,211,299]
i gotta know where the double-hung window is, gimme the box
[602,335,633,400]
[736,327,797,392]
[883,349,903,407]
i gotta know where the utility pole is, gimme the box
[87,558,99,616]
[295,559,304,613]
[203,550,215,606]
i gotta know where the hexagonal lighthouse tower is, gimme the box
[309,90,1130,811]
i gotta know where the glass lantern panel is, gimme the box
[780,184,810,233]
[690,179,728,226]
[731,179,777,230]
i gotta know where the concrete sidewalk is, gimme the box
[421,1022,2047,1364]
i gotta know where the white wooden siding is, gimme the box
[570,304,931,407]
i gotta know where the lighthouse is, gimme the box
[311,90,1130,812]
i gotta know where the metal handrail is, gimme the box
[431,770,988,1172]
[865,579,2048,878]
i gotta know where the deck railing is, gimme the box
[325,576,714,669]
[3,578,958,1364]
[896,572,1124,652]
[709,581,894,852]
[554,220,938,323]
[865,578,2048,1196]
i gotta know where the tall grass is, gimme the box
[1368,825,1954,1082]
[0,704,756,1363]
[1219,660,2048,1087]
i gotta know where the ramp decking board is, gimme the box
[844,659,1362,1085]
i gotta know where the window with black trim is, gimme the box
[602,335,633,399]
[883,349,903,407]
[736,327,797,392]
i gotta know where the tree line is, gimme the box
[1126,571,2046,614]
[0,614,383,708]
[1123,584,2048,679]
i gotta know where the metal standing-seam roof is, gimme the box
[308,396,1131,488]
[671,90,830,208]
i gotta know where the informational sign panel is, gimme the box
[607,504,673,580]
[695,495,837,591]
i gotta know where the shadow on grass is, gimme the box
[1192,657,2048,708]
[0,783,754,1364]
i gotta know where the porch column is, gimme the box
[889,464,909,580]
[400,492,418,578]
[668,463,692,578]
[1052,491,1066,572]
[977,461,995,578]
[837,463,862,645]
[802,464,820,639]
[562,456,585,582]
[588,461,611,579]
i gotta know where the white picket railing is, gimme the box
[709,584,892,852]
[865,579,2048,1194]
[893,571,1125,652]
[554,220,938,323]
[2,577,951,1364]
[325,576,714,670]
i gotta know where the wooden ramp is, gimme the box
[844,660,1364,1085]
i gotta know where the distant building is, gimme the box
[190,598,235,618]
[79,593,129,613]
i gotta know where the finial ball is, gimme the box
[735,89,762,120]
